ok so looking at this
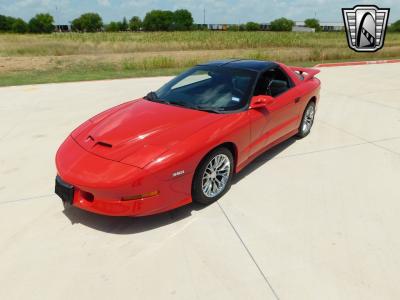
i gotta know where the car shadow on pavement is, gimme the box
[232,136,296,184]
[63,136,296,234]
[62,201,206,234]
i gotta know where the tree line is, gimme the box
[0,13,54,33]
[71,10,194,32]
[1,10,400,34]
[0,9,194,33]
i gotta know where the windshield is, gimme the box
[148,66,256,112]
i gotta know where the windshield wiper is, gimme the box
[144,94,191,108]
[191,105,224,114]
[144,92,171,105]
[168,100,189,108]
[144,91,159,101]
[144,94,222,113]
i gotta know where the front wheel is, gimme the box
[192,147,234,205]
[297,101,316,138]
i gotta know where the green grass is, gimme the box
[0,31,399,86]
[0,57,379,87]
[1,31,399,56]
[0,67,184,87]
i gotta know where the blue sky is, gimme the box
[0,0,398,24]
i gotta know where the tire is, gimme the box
[192,147,234,205]
[297,101,316,138]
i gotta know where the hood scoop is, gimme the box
[95,141,112,148]
[81,133,167,168]
[86,135,113,149]
[73,99,225,165]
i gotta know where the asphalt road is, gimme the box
[1,63,400,300]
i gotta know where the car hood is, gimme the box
[72,99,224,168]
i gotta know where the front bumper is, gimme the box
[55,136,192,216]
[69,182,191,216]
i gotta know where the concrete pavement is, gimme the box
[0,63,399,299]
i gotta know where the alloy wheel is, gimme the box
[201,154,231,198]
[302,104,315,133]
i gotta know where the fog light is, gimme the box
[81,191,94,202]
[121,190,159,201]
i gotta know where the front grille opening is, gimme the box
[81,191,94,202]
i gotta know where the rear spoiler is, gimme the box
[290,67,320,81]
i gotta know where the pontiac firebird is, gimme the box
[55,59,320,216]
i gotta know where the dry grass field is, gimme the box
[1,31,399,86]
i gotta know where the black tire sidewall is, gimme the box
[192,147,234,205]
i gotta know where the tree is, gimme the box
[270,17,295,31]
[228,24,240,31]
[71,13,103,32]
[142,10,174,31]
[0,15,8,31]
[245,22,261,31]
[0,15,17,32]
[12,18,29,33]
[173,9,193,30]
[119,17,128,31]
[71,18,82,31]
[389,20,400,32]
[129,16,142,31]
[29,13,54,33]
[304,18,321,31]
[105,21,120,32]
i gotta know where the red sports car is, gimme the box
[55,60,320,216]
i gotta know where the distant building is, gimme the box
[292,26,315,32]
[193,24,208,30]
[207,24,229,31]
[320,22,344,31]
[295,21,344,31]
[55,25,71,32]
[56,21,345,33]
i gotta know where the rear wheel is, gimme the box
[192,147,234,205]
[297,101,316,138]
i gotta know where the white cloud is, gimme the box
[97,0,110,6]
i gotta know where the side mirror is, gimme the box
[249,95,274,109]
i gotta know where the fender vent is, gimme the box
[96,141,113,148]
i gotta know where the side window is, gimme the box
[254,68,293,98]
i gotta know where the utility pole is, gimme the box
[55,5,59,31]
[203,8,206,25]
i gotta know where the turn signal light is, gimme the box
[121,190,159,201]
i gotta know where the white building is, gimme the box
[295,21,344,31]
[292,25,315,32]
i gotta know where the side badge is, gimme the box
[172,170,185,177]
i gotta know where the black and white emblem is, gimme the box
[342,5,390,52]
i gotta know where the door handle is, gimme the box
[294,97,301,103]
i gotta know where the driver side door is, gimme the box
[248,67,302,157]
